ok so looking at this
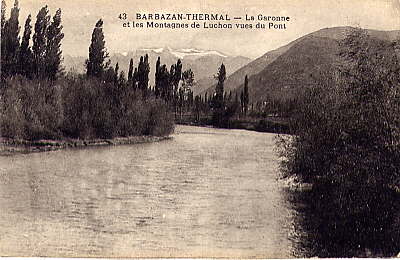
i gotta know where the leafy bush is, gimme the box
[143,98,175,136]
[0,75,174,140]
[0,76,63,140]
[278,29,400,257]
[60,77,116,139]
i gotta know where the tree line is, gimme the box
[83,16,253,127]
[1,0,63,81]
[84,18,198,118]
[0,2,174,140]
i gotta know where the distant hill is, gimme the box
[246,35,339,102]
[199,26,400,102]
[63,47,251,88]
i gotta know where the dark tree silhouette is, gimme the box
[243,75,249,115]
[19,14,33,78]
[172,59,182,94]
[212,63,227,126]
[182,69,194,91]
[155,56,161,97]
[2,0,20,77]
[118,70,126,87]
[137,54,150,97]
[172,59,182,115]
[215,63,226,107]
[1,0,5,32]
[180,68,195,116]
[86,19,110,78]
[32,5,49,78]
[240,90,244,114]
[0,0,5,78]
[45,8,64,80]
[132,67,138,89]
[159,64,170,101]
[128,58,134,82]
[114,62,119,85]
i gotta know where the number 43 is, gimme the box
[119,13,127,20]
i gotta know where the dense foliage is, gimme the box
[86,19,109,78]
[0,4,174,141]
[278,28,400,257]
[0,76,174,140]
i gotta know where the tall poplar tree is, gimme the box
[143,54,150,92]
[128,58,134,82]
[19,14,33,78]
[172,59,182,93]
[155,57,161,97]
[132,67,138,89]
[114,62,119,85]
[33,6,49,78]
[212,63,226,126]
[243,75,249,115]
[45,8,64,80]
[182,68,194,112]
[169,64,175,101]
[215,63,226,107]
[1,0,5,32]
[159,64,170,100]
[2,0,20,77]
[1,0,6,77]
[240,90,244,114]
[137,54,150,97]
[86,19,109,78]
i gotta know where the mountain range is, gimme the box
[63,47,251,88]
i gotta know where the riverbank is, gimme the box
[0,135,172,156]
[176,115,291,134]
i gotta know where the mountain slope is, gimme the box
[200,27,400,99]
[246,35,339,102]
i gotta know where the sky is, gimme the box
[3,0,400,59]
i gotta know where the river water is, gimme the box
[0,125,295,257]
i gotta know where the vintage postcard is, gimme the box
[0,0,399,258]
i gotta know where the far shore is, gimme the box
[175,116,291,134]
[0,135,172,156]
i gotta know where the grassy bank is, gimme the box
[0,135,172,156]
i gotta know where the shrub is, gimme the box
[143,98,175,136]
[0,76,63,140]
[0,75,175,140]
[278,29,400,257]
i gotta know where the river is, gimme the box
[0,125,295,257]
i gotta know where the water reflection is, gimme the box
[287,182,400,257]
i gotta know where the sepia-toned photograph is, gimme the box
[0,0,399,258]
